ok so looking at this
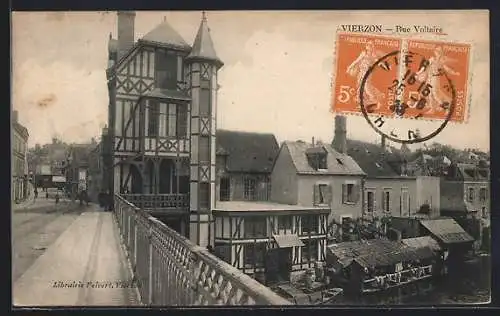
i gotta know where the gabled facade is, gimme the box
[271,138,366,225]
[105,11,223,247]
[215,130,279,202]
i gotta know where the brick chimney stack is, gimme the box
[117,11,136,59]
[381,135,386,150]
[333,115,347,154]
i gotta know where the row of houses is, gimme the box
[99,11,490,289]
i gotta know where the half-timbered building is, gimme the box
[105,11,223,246]
[212,201,330,286]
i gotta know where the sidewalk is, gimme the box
[13,209,140,306]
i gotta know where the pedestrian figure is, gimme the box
[46,191,49,199]
[34,188,38,200]
[55,192,60,204]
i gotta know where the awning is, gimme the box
[272,234,304,248]
[420,218,474,245]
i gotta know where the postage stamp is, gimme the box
[332,33,403,116]
[332,33,471,124]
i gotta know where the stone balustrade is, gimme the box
[114,194,291,306]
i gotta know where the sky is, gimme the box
[12,10,489,151]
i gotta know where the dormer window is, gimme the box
[306,147,328,170]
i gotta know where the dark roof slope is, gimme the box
[216,130,279,173]
[346,139,403,177]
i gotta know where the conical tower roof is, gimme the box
[186,12,223,68]
[141,17,191,51]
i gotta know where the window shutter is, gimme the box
[382,191,386,212]
[342,184,347,204]
[313,184,319,206]
[326,185,333,204]
[353,185,360,203]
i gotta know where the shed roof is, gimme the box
[419,218,474,244]
[285,141,365,176]
[216,130,279,174]
[402,236,442,252]
[327,239,435,269]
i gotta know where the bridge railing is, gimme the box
[114,194,291,306]
[121,193,189,210]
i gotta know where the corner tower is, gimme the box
[185,12,224,247]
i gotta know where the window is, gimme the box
[366,191,375,214]
[244,218,267,239]
[301,215,318,234]
[468,187,475,202]
[342,183,358,204]
[383,190,391,213]
[167,104,177,137]
[219,177,230,201]
[479,188,488,202]
[481,207,488,218]
[301,239,318,263]
[176,105,188,137]
[307,153,327,170]
[244,243,266,268]
[155,50,177,90]
[148,101,159,136]
[279,216,292,231]
[199,136,210,163]
[314,184,330,205]
[199,182,210,210]
[244,178,256,201]
[401,188,410,217]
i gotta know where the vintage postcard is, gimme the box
[11,10,490,307]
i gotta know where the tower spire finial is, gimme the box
[202,11,207,22]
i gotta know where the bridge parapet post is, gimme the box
[114,194,292,306]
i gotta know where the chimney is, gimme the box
[117,11,136,59]
[12,110,18,123]
[333,115,347,154]
[381,135,386,150]
[312,137,315,147]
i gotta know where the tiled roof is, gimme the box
[216,129,279,173]
[327,239,435,269]
[419,218,474,244]
[186,14,223,68]
[141,19,191,51]
[402,236,442,252]
[347,140,401,177]
[285,141,365,176]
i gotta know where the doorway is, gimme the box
[265,248,292,285]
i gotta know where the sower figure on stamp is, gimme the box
[346,41,386,109]
[415,46,460,113]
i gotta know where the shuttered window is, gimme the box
[342,183,359,204]
[313,183,331,206]
[383,190,391,213]
[401,188,410,217]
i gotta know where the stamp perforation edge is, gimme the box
[331,31,475,125]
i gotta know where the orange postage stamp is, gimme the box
[401,39,471,122]
[331,33,471,123]
[332,33,402,116]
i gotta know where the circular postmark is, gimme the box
[359,50,456,144]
